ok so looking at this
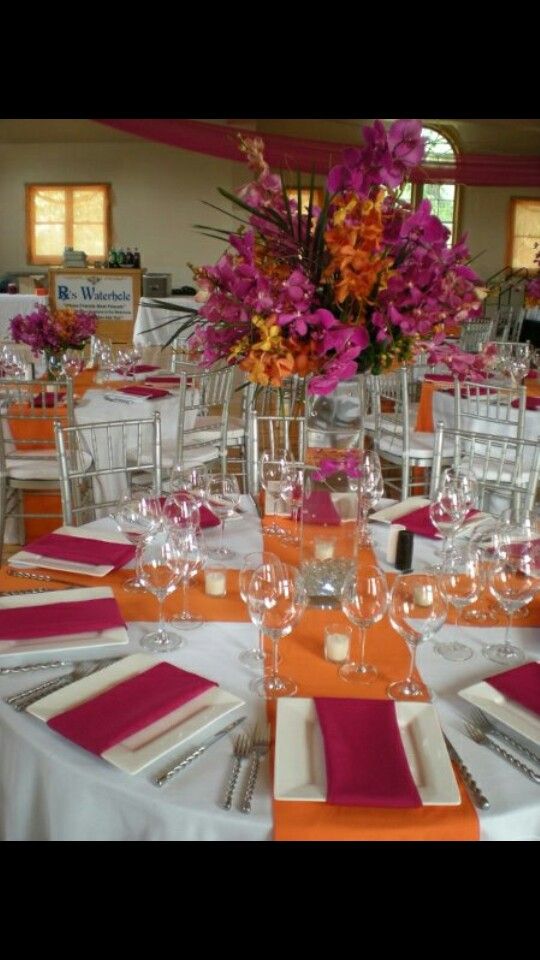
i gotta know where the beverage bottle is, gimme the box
[132,247,141,269]
[117,248,126,266]
[125,247,134,266]
[108,248,117,268]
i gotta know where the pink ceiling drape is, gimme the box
[94,119,540,187]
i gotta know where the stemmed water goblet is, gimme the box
[204,475,240,559]
[168,526,206,631]
[136,529,184,652]
[238,551,280,667]
[248,562,306,699]
[260,448,295,537]
[355,451,384,546]
[113,490,163,591]
[339,565,388,683]
[434,546,479,661]
[484,520,540,665]
[387,571,447,700]
[464,518,499,625]
[61,349,85,381]
[429,480,469,555]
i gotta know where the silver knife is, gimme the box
[153,716,246,788]
[443,734,490,809]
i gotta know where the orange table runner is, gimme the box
[416,377,540,434]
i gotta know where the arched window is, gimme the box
[400,125,460,243]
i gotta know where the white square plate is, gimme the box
[274,698,460,805]
[458,667,540,748]
[0,586,129,661]
[27,654,245,774]
[9,526,133,577]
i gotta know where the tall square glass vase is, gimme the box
[299,376,364,607]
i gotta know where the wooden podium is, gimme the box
[48,268,142,343]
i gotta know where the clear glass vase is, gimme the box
[299,376,364,607]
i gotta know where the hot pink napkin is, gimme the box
[33,393,66,408]
[424,373,453,383]
[47,662,217,754]
[391,505,440,539]
[153,494,220,529]
[511,395,540,411]
[0,597,125,641]
[24,532,136,568]
[143,375,181,385]
[526,370,538,380]
[132,364,160,374]
[301,490,342,526]
[315,698,422,807]
[487,662,540,716]
[392,506,479,540]
[117,385,170,399]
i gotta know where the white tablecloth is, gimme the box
[0,295,49,339]
[0,510,539,841]
[133,297,199,347]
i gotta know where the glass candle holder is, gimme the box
[324,623,352,663]
[204,564,227,597]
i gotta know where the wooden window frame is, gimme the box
[26,183,112,266]
[507,197,540,274]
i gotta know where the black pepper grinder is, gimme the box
[395,530,414,572]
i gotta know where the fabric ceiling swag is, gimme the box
[93,119,540,187]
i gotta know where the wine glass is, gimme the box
[113,490,163,591]
[205,475,240,559]
[136,529,183,652]
[238,551,280,667]
[61,349,85,380]
[168,527,206,630]
[484,521,540,665]
[249,563,306,699]
[464,518,499,624]
[340,565,388,683]
[435,547,479,660]
[162,492,201,535]
[286,469,304,546]
[260,448,294,537]
[354,450,383,546]
[429,482,468,554]
[387,572,447,700]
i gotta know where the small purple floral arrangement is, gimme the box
[10,305,97,355]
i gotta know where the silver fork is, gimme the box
[240,723,270,814]
[465,721,540,784]
[222,731,251,810]
[470,708,540,767]
[5,657,120,711]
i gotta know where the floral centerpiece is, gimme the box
[10,304,97,377]
[157,118,488,393]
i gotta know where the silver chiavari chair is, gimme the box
[54,412,162,526]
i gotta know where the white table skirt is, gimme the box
[133,297,199,347]
[0,512,538,841]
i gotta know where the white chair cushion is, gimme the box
[6,450,92,481]
[161,443,220,469]
[378,431,453,460]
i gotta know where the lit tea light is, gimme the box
[314,537,336,561]
[204,569,227,597]
[324,631,351,663]
[414,584,434,608]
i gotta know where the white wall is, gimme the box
[461,185,540,281]
[1,132,538,288]
[0,139,244,286]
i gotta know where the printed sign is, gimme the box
[50,271,139,321]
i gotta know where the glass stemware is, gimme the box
[339,565,388,683]
[113,490,163,591]
[61,349,85,380]
[205,475,241,559]
[387,572,447,700]
[429,482,468,555]
[238,551,280,667]
[464,518,499,624]
[354,450,383,546]
[484,521,540,665]
[260,448,294,537]
[435,547,479,661]
[168,527,206,630]
[249,563,306,699]
[136,529,183,652]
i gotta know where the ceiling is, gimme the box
[0,118,539,155]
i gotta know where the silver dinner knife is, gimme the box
[153,716,246,788]
[443,734,490,809]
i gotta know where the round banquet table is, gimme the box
[0,508,539,841]
[133,297,199,348]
